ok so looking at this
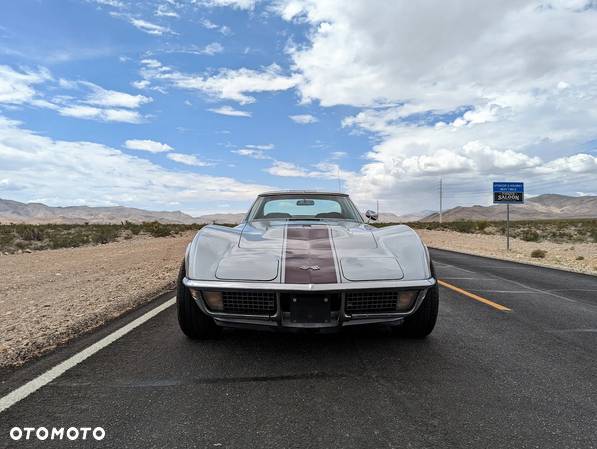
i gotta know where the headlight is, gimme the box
[397,290,418,311]
[202,291,224,311]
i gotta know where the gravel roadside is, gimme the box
[0,232,195,368]
[417,229,597,275]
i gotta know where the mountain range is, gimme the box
[0,194,595,225]
[421,194,597,221]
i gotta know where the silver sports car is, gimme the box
[177,191,438,338]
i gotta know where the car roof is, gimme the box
[258,190,349,197]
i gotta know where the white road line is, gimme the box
[0,297,175,414]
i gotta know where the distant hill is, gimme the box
[421,194,597,222]
[192,213,246,224]
[3,194,593,225]
[0,198,244,224]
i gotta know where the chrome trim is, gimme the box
[190,284,433,329]
[184,277,436,292]
[344,289,428,319]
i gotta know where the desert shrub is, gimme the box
[451,221,476,233]
[576,256,585,261]
[16,225,45,241]
[91,227,119,244]
[49,234,77,249]
[530,249,547,259]
[143,221,172,238]
[14,240,29,250]
[124,221,142,235]
[0,232,14,246]
[476,221,489,232]
[521,229,540,242]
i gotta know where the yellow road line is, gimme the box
[438,280,512,312]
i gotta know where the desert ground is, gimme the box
[0,228,595,368]
[417,229,597,275]
[0,232,195,368]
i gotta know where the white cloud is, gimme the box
[128,18,174,35]
[200,18,219,29]
[289,114,318,124]
[82,82,152,108]
[0,116,270,210]
[264,161,306,177]
[155,4,179,17]
[140,60,299,104]
[233,145,274,159]
[265,160,349,179]
[535,153,597,174]
[0,65,150,124]
[198,0,257,9]
[199,18,232,35]
[330,151,347,159]
[48,81,152,123]
[132,80,150,89]
[91,0,125,7]
[0,65,51,105]
[57,105,144,124]
[208,105,251,117]
[245,143,274,150]
[266,0,597,208]
[232,149,271,159]
[167,152,212,167]
[124,139,173,153]
[201,42,224,55]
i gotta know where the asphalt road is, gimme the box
[1,249,596,448]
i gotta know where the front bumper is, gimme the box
[183,277,436,330]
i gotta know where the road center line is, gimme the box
[0,297,176,414]
[438,280,512,312]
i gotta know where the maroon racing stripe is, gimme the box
[284,225,337,284]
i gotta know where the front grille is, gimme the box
[222,291,276,315]
[345,290,400,314]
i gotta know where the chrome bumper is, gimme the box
[183,277,436,330]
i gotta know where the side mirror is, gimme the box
[365,210,378,221]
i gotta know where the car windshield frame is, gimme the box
[246,194,364,223]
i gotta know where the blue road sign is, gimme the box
[493,182,524,204]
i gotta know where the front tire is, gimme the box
[176,259,220,339]
[394,262,439,338]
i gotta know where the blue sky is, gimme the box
[1,0,596,216]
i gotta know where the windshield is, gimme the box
[249,195,362,221]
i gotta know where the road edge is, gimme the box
[0,289,176,397]
[428,246,596,277]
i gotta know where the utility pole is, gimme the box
[506,204,510,251]
[439,178,443,224]
[376,200,379,216]
[337,167,342,192]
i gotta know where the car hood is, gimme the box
[186,220,428,283]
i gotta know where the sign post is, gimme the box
[493,182,524,251]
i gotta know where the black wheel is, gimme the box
[394,262,439,338]
[176,259,221,339]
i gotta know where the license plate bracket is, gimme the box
[289,296,331,323]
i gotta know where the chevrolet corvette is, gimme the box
[177,191,438,338]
